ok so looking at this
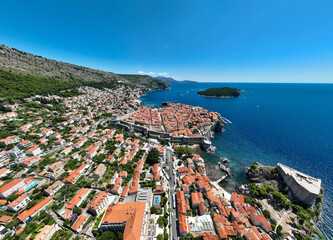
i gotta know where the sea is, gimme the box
[140,82,333,239]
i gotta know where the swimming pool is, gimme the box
[25,182,38,191]
[153,195,161,205]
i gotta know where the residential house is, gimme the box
[0,179,26,198]
[87,191,109,216]
[7,194,30,212]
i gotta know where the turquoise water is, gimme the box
[153,195,161,205]
[25,182,38,191]
[140,82,333,239]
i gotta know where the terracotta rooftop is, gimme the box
[72,215,87,231]
[0,179,22,194]
[17,196,52,222]
[101,202,146,240]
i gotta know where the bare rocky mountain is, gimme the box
[0,44,168,90]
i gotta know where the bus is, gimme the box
[172,194,176,209]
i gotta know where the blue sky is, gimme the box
[1,0,333,82]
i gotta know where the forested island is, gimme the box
[197,87,241,98]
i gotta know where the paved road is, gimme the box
[166,147,178,240]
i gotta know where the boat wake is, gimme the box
[222,117,232,124]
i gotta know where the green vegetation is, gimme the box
[175,146,194,158]
[50,229,73,240]
[119,74,169,90]
[54,184,79,202]
[92,211,105,230]
[96,231,123,240]
[248,183,318,224]
[82,216,94,229]
[150,206,162,215]
[79,190,96,208]
[244,195,262,207]
[304,222,324,240]
[146,148,160,165]
[157,216,168,228]
[140,180,156,188]
[250,163,258,173]
[0,69,79,98]
[263,209,271,219]
[197,87,241,98]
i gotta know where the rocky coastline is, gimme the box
[245,162,324,240]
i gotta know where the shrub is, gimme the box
[263,210,271,219]
[277,225,283,236]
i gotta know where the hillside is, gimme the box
[155,76,196,84]
[0,44,169,93]
[155,76,177,84]
[119,74,169,90]
[197,87,241,98]
[0,69,81,98]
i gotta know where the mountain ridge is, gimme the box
[0,44,169,91]
[155,76,197,84]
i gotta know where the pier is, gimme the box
[211,176,231,201]
[214,175,227,185]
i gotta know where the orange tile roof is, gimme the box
[88,191,108,211]
[16,227,24,234]
[24,176,34,183]
[8,194,29,208]
[178,166,188,173]
[72,215,87,231]
[250,214,273,231]
[231,192,245,206]
[176,191,186,215]
[121,185,129,197]
[202,232,219,240]
[178,214,187,233]
[0,169,9,175]
[66,188,89,210]
[16,190,25,195]
[0,215,11,223]
[101,202,146,240]
[17,196,52,222]
[0,179,22,194]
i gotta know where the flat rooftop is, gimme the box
[277,163,321,195]
[187,215,215,233]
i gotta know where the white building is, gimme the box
[26,147,42,156]
[7,194,31,212]
[44,180,64,196]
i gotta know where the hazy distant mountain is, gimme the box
[155,76,197,84]
[0,44,169,91]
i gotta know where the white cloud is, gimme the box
[138,71,169,77]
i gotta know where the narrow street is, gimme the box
[166,147,178,240]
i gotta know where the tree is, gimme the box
[97,231,115,240]
[175,146,194,158]
[263,209,271,219]
[157,216,168,228]
[151,206,158,214]
[96,231,123,240]
[73,207,82,215]
[277,225,283,236]
[146,148,159,165]
[160,139,169,146]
